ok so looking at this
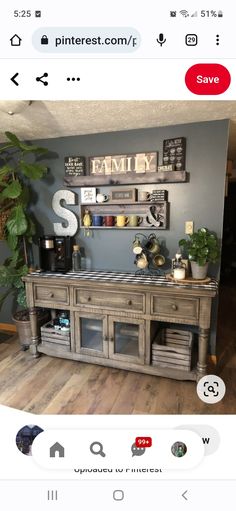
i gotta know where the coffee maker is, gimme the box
[39,236,73,273]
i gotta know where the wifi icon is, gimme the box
[180,10,189,17]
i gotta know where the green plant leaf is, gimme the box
[5,131,22,148]
[9,250,20,267]
[198,258,207,266]
[0,180,22,200]
[18,186,30,207]
[6,233,18,250]
[17,286,27,308]
[4,132,48,156]
[19,161,48,179]
[0,164,12,179]
[179,239,187,246]
[6,205,28,235]
[0,144,15,154]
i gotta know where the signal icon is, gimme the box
[191,11,198,17]
[180,10,189,17]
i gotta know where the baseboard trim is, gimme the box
[0,323,17,332]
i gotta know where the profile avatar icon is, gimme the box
[171,441,187,458]
[16,424,44,456]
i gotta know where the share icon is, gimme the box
[36,72,48,86]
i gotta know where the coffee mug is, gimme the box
[153,254,165,267]
[92,215,103,226]
[132,238,142,255]
[96,193,109,203]
[139,191,151,202]
[135,252,148,269]
[103,215,114,227]
[145,238,160,254]
[129,215,143,227]
[115,215,129,228]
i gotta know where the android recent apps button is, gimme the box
[185,64,231,95]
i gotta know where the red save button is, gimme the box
[185,64,231,95]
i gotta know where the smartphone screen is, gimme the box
[0,1,235,509]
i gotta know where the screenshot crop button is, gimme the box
[185,64,231,95]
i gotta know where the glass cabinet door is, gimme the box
[108,316,145,365]
[75,312,108,358]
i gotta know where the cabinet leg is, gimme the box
[197,328,209,381]
[29,307,40,358]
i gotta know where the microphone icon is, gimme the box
[156,33,166,47]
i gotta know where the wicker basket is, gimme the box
[0,209,11,240]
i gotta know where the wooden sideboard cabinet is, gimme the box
[23,271,218,382]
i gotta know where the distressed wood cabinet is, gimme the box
[23,271,218,382]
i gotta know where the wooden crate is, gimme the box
[40,321,71,351]
[152,327,193,371]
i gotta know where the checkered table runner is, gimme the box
[29,270,218,291]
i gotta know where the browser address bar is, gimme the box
[32,27,141,52]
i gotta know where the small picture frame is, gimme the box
[110,188,137,203]
[81,187,96,204]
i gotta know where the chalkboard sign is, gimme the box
[64,156,86,176]
[163,137,186,171]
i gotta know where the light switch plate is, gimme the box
[185,221,194,235]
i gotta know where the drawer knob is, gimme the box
[171,304,178,311]
[48,292,54,298]
[127,300,132,306]
[87,296,92,302]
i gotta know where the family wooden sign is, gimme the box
[89,152,158,175]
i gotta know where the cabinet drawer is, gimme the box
[34,285,69,305]
[74,288,144,313]
[151,295,199,321]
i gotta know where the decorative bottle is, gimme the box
[72,244,81,272]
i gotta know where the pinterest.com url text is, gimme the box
[33,27,141,53]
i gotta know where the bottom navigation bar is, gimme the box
[1,480,235,510]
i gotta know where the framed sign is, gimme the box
[111,188,137,203]
[64,156,86,176]
[157,164,175,172]
[81,187,96,204]
[163,138,186,171]
[89,152,158,176]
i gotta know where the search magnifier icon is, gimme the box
[90,441,106,457]
[207,385,215,393]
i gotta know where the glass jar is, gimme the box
[72,244,81,271]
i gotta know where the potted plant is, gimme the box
[0,131,49,347]
[179,227,220,279]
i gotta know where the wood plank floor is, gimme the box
[0,284,235,414]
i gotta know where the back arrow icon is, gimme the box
[11,72,19,86]
[182,490,188,501]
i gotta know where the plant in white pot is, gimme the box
[179,227,220,279]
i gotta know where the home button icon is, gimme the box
[10,34,22,46]
[49,442,65,458]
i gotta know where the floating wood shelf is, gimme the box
[64,171,188,187]
[80,201,169,230]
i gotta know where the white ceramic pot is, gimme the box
[190,261,209,280]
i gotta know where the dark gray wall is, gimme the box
[0,119,229,353]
